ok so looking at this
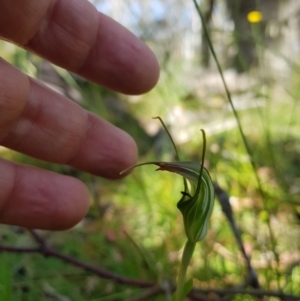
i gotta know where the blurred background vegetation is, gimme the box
[1,0,300,300]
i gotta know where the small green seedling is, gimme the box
[122,117,215,301]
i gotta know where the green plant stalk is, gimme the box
[122,120,214,300]
[192,0,259,190]
[175,241,196,301]
[250,22,282,290]
[192,0,281,290]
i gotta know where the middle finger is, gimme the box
[0,59,137,179]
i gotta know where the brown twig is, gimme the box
[13,229,154,288]
[124,285,163,301]
[0,245,39,253]
[213,183,260,289]
[190,287,299,301]
[0,228,299,301]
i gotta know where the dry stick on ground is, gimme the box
[28,229,154,288]
[0,229,299,300]
[213,183,260,289]
[124,285,163,301]
[190,287,300,301]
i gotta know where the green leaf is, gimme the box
[182,278,193,298]
[171,278,193,301]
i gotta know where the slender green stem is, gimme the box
[192,0,267,211]
[192,0,281,291]
[175,241,196,301]
[152,116,188,192]
[192,0,258,188]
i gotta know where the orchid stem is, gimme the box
[175,240,196,301]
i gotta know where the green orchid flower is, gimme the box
[129,160,214,243]
[122,117,215,301]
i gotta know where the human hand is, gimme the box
[0,0,159,230]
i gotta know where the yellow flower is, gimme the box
[247,11,263,23]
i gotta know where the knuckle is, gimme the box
[0,0,50,45]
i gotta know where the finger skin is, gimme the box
[0,0,159,230]
[0,59,138,179]
[0,0,160,94]
[0,158,90,230]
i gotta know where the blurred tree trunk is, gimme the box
[226,0,280,72]
[201,0,214,67]
[226,0,257,72]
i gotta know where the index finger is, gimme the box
[0,0,159,94]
